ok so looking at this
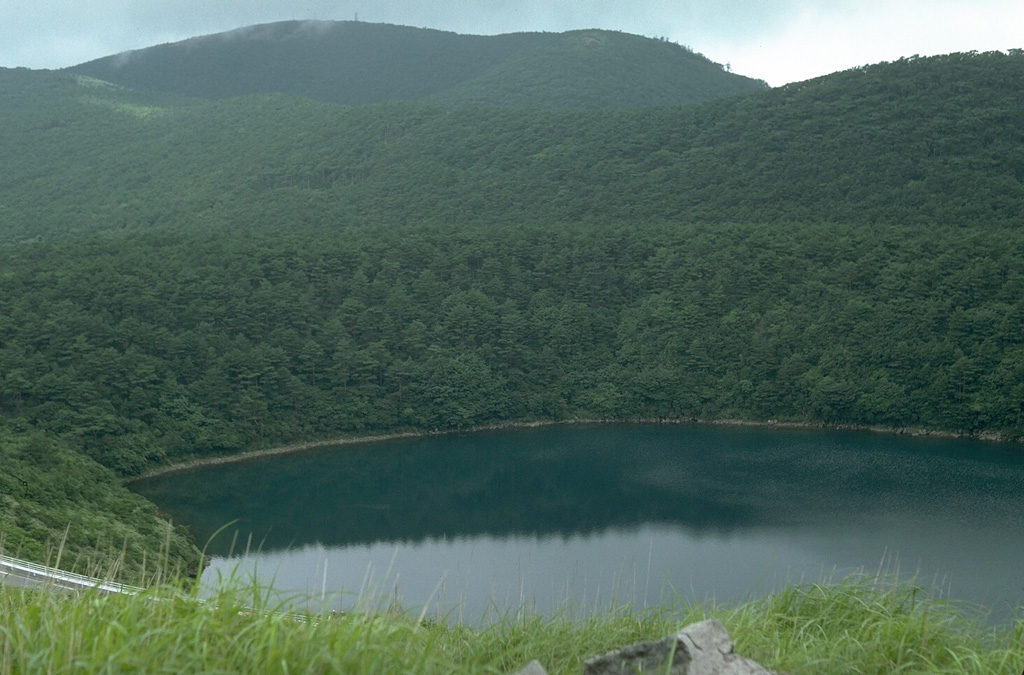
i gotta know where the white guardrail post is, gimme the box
[0,553,324,623]
[0,553,144,594]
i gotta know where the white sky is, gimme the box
[1,0,1021,86]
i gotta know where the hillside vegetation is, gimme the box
[1,46,1023,577]
[2,50,1022,243]
[2,578,1022,674]
[66,21,767,108]
[3,220,1023,472]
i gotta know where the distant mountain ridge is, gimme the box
[4,50,1021,243]
[65,20,768,108]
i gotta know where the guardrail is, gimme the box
[0,553,144,595]
[0,554,323,622]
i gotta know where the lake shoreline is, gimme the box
[124,416,1015,482]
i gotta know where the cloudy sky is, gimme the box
[1,0,1021,86]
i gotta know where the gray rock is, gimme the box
[582,619,777,675]
[512,659,548,675]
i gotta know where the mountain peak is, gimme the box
[67,21,767,109]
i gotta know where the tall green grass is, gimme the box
[1,574,1020,674]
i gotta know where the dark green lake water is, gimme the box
[133,424,1024,623]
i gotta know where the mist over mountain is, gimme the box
[65,21,767,109]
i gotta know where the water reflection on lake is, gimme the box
[133,424,1024,624]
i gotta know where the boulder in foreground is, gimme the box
[581,619,778,675]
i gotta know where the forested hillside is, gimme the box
[66,21,766,108]
[2,50,1022,243]
[1,48,1023,578]
[3,220,1022,471]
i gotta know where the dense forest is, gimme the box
[5,219,1024,466]
[1,38,1023,579]
[2,49,1023,243]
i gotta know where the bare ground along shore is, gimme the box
[124,417,1016,483]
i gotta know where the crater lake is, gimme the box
[131,424,1024,624]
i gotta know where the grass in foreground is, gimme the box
[0,577,1021,674]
